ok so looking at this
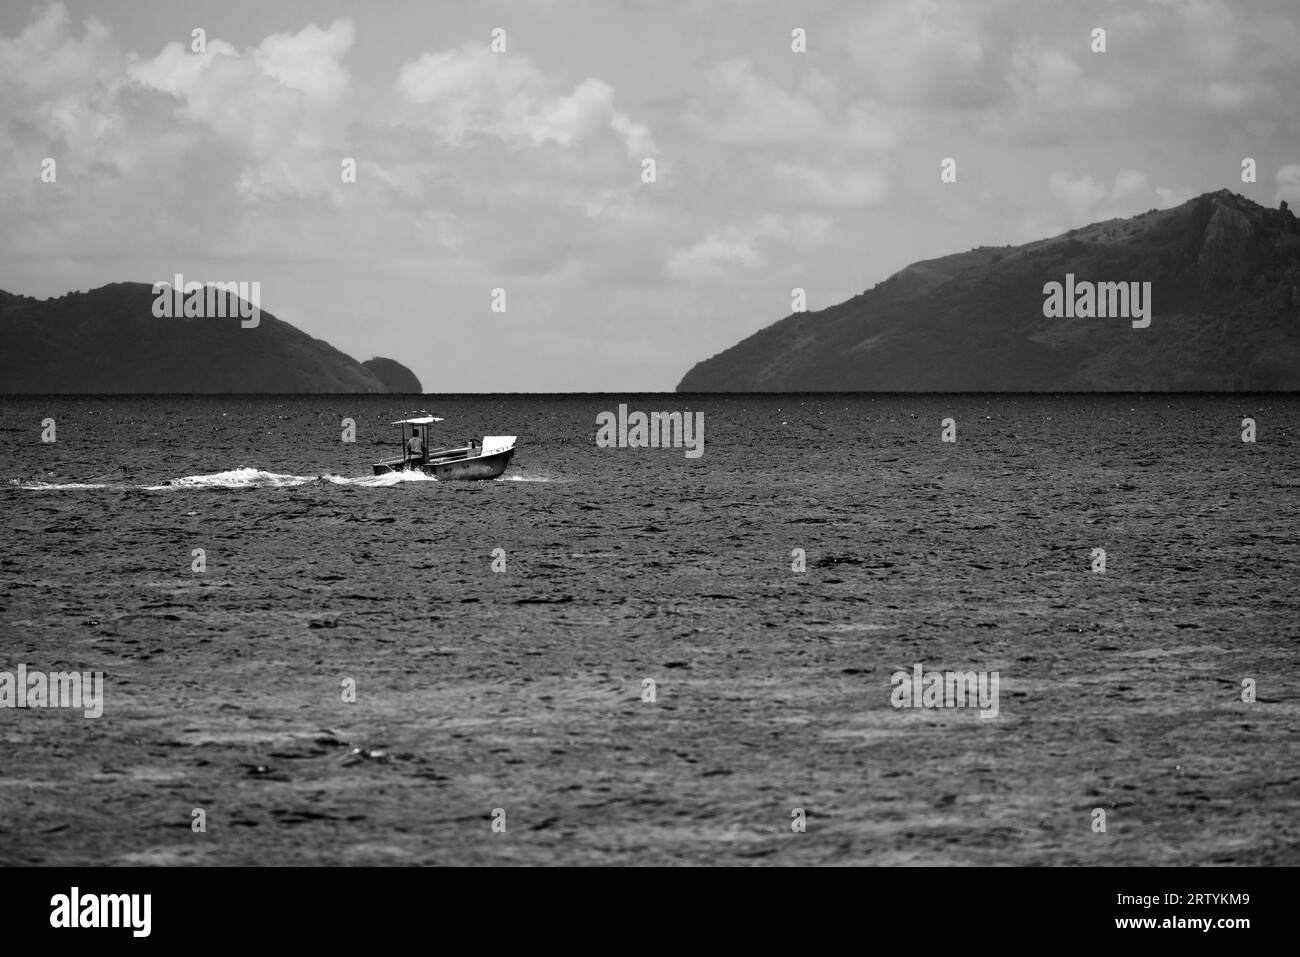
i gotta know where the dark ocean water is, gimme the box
[1,394,1297,865]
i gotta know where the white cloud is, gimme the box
[255,21,354,101]
[122,20,357,198]
[1051,169,1194,224]
[125,38,240,97]
[1204,80,1259,112]
[690,58,893,150]
[1048,171,1108,220]
[0,3,125,157]
[1111,169,1149,203]
[666,214,830,281]
[128,20,354,108]
[610,111,655,157]
[667,231,764,281]
[1011,46,1132,112]
[833,0,1012,110]
[773,163,889,207]
[1153,185,1195,209]
[397,43,543,141]
[1276,164,1300,205]
[395,43,653,155]
[0,3,118,96]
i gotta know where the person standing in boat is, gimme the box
[407,427,424,465]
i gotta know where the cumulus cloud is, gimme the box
[254,21,354,101]
[1010,45,1131,113]
[125,36,240,98]
[1048,171,1109,220]
[833,0,1013,110]
[1050,168,1194,224]
[128,21,355,110]
[0,3,119,97]
[1275,165,1300,205]
[1204,80,1260,112]
[1111,169,1150,203]
[773,163,889,207]
[689,59,893,150]
[666,214,831,281]
[0,3,124,157]
[395,43,653,155]
[396,43,544,140]
[1153,185,1195,209]
[113,19,359,201]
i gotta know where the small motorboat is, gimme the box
[373,415,516,480]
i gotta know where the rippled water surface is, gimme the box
[1,394,1297,864]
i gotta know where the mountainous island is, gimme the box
[0,282,422,393]
[677,190,1300,391]
[360,357,423,394]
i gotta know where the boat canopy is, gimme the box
[481,435,517,455]
[390,416,444,425]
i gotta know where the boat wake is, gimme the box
[12,467,444,491]
[336,470,439,488]
[11,480,115,491]
[147,468,323,490]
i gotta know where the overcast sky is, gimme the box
[2,0,1298,391]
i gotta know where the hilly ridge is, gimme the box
[0,282,422,394]
[677,190,1300,391]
